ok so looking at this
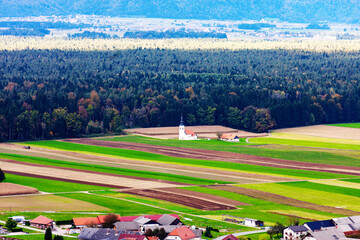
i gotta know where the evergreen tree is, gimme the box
[44,227,52,240]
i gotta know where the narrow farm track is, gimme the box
[206,185,360,216]
[0,159,186,189]
[122,188,237,211]
[63,138,360,176]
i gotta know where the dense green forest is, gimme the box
[0,48,359,140]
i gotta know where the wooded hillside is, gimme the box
[0,48,359,140]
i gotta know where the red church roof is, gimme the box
[185,130,196,136]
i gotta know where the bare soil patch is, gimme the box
[157,187,248,207]
[122,189,237,211]
[275,125,360,140]
[64,138,360,177]
[206,185,360,216]
[0,182,38,196]
[0,194,108,212]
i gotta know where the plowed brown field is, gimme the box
[206,185,360,216]
[0,183,38,196]
[122,188,237,211]
[63,138,360,176]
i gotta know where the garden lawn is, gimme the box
[239,183,360,211]
[19,141,355,180]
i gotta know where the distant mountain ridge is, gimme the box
[1,0,360,23]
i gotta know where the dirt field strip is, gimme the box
[122,188,237,211]
[0,159,186,189]
[0,194,109,212]
[0,182,38,196]
[275,125,360,140]
[206,185,360,216]
[1,143,288,183]
[154,187,249,207]
[63,138,360,177]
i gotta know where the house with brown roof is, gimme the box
[165,226,198,240]
[220,134,239,142]
[30,215,55,229]
[220,234,238,240]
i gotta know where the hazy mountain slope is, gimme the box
[1,0,360,23]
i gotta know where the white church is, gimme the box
[178,116,198,140]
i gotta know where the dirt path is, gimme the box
[63,138,360,176]
[206,185,360,216]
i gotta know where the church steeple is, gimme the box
[180,114,184,126]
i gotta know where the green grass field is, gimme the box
[20,141,355,180]
[105,135,360,167]
[239,183,360,211]
[329,123,360,128]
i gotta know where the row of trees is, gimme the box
[0,48,360,140]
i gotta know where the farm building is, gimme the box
[78,228,143,240]
[304,220,335,232]
[157,214,183,226]
[220,134,239,142]
[179,117,197,140]
[220,234,238,240]
[30,215,55,229]
[303,228,352,240]
[222,215,264,227]
[165,226,198,240]
[283,225,308,240]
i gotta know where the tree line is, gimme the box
[0,48,360,140]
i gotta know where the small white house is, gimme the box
[179,116,197,140]
[283,225,309,240]
[244,218,264,227]
[10,216,25,223]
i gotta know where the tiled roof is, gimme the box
[185,130,196,136]
[221,234,238,240]
[288,225,308,232]
[157,214,178,226]
[221,134,238,140]
[73,217,100,227]
[120,214,179,223]
[168,226,196,240]
[30,215,54,225]
[118,233,147,240]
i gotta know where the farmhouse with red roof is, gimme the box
[30,215,55,229]
[165,226,198,240]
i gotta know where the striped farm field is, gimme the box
[1,125,360,228]
[238,183,360,211]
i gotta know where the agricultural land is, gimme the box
[0,124,360,239]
